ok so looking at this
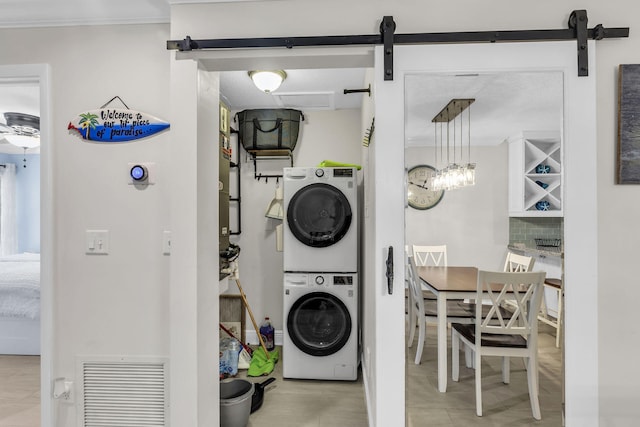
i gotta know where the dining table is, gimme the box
[415,265,479,393]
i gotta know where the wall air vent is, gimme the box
[79,357,168,427]
[273,91,335,110]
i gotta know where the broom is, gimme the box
[234,278,271,360]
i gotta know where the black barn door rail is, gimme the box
[167,10,629,78]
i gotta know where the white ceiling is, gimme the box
[0,1,564,152]
[405,71,563,147]
[220,69,369,111]
[0,0,170,28]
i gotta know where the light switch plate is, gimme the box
[86,230,109,255]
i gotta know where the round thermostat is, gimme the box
[130,165,148,181]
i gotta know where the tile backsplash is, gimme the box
[509,217,563,249]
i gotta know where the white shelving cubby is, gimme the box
[508,131,563,217]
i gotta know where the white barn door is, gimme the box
[371,41,597,426]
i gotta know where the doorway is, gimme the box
[403,70,564,423]
[373,41,598,426]
[0,64,52,426]
[172,39,598,426]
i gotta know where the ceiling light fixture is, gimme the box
[248,70,287,93]
[0,112,40,168]
[430,99,476,191]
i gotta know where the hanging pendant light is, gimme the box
[429,99,475,191]
[463,103,476,186]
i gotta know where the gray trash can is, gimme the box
[220,379,254,427]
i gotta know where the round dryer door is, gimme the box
[287,183,352,247]
[287,291,352,356]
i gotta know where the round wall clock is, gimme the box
[407,164,444,210]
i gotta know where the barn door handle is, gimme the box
[386,246,394,295]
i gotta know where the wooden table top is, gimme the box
[415,266,479,292]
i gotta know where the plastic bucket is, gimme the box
[220,379,254,427]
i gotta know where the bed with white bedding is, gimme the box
[0,252,40,355]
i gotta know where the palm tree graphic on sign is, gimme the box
[78,112,99,140]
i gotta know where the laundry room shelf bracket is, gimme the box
[248,149,293,183]
[167,10,629,78]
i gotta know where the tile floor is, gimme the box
[0,355,40,427]
[405,323,563,426]
[0,324,561,427]
[243,322,561,426]
[236,348,368,427]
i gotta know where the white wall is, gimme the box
[405,144,510,270]
[225,109,363,333]
[0,24,171,426]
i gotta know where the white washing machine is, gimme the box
[283,167,358,273]
[283,272,359,381]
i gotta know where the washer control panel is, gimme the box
[285,273,356,289]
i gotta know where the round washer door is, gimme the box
[287,183,352,248]
[287,291,352,356]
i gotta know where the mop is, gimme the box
[234,278,279,376]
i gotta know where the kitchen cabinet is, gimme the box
[508,131,563,217]
[509,245,562,317]
[534,253,562,317]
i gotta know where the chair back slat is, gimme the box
[406,255,425,317]
[477,271,546,336]
[413,245,447,267]
[503,252,535,272]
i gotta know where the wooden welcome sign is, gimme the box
[68,97,169,143]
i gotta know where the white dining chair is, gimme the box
[412,245,448,302]
[412,244,447,267]
[409,244,455,363]
[406,254,474,364]
[451,270,547,419]
[503,251,535,272]
[501,252,535,311]
[537,277,563,348]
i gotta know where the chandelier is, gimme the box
[430,99,476,191]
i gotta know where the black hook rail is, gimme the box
[344,84,371,96]
[167,10,629,78]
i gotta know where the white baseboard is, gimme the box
[245,329,283,346]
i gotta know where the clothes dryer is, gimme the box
[283,167,358,273]
[283,272,359,380]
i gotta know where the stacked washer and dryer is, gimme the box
[282,167,359,381]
